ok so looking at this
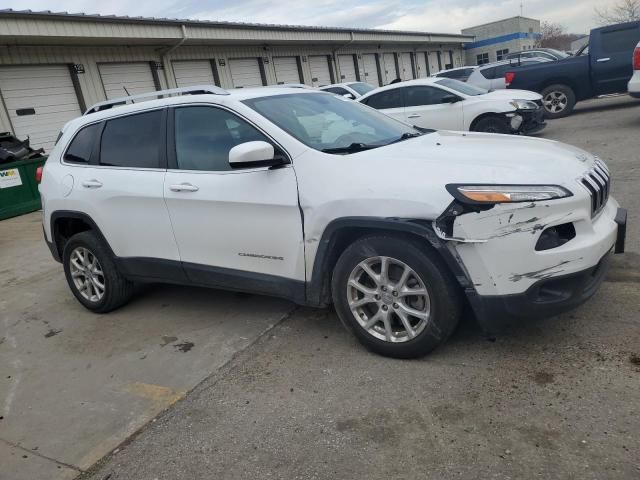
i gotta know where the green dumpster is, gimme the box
[0,155,48,221]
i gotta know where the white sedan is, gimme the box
[358,77,546,135]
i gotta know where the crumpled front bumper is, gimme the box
[447,193,625,333]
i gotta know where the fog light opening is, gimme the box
[535,223,576,251]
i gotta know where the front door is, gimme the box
[402,86,464,131]
[591,23,640,94]
[163,105,304,286]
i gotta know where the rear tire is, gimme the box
[472,115,510,134]
[331,235,462,359]
[63,231,134,313]
[541,84,576,119]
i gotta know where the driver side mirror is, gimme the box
[441,94,461,104]
[342,93,355,100]
[228,141,287,169]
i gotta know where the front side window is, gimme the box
[405,86,453,107]
[348,82,376,96]
[324,87,350,96]
[174,106,269,171]
[99,110,163,168]
[65,123,101,164]
[363,89,403,110]
[243,93,420,153]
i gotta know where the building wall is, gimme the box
[0,42,465,145]
[462,16,540,65]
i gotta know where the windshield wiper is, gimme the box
[321,143,381,154]
[386,132,423,145]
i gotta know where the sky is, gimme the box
[1,0,623,34]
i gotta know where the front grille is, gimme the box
[580,159,610,216]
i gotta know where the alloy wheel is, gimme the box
[543,91,568,114]
[69,246,105,302]
[347,256,431,343]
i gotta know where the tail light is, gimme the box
[35,166,43,184]
[505,71,516,87]
[633,45,640,70]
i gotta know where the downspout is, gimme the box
[161,25,188,89]
[333,31,355,82]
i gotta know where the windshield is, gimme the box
[546,48,570,59]
[348,82,376,95]
[435,78,488,96]
[243,93,424,153]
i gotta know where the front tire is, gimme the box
[63,231,134,313]
[472,115,510,134]
[541,84,576,119]
[331,235,462,359]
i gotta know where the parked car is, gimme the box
[318,82,376,99]
[433,66,478,82]
[506,21,640,118]
[628,41,640,98]
[41,85,626,358]
[357,77,546,134]
[506,48,570,61]
[467,57,553,91]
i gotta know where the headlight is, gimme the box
[510,99,539,110]
[447,184,572,204]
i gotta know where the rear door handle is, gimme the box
[170,183,199,192]
[596,57,611,63]
[81,179,103,189]
[407,114,422,119]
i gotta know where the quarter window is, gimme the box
[174,106,270,171]
[364,89,403,109]
[65,123,101,164]
[99,110,163,168]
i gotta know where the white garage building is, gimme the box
[0,9,471,151]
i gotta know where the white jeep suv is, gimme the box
[40,85,626,358]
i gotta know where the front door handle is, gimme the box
[170,183,199,192]
[407,114,422,119]
[597,57,611,63]
[81,179,103,189]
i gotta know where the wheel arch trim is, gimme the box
[49,210,115,261]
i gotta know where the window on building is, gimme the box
[476,53,490,65]
[496,49,510,61]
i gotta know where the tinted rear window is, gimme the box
[99,110,163,168]
[364,89,403,109]
[600,26,640,54]
[64,123,101,164]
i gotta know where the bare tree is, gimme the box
[537,21,582,50]
[595,0,640,25]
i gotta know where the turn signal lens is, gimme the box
[452,185,572,204]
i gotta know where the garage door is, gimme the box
[172,60,216,88]
[309,55,332,87]
[415,52,429,78]
[0,65,82,152]
[382,53,398,84]
[229,58,264,88]
[337,54,357,82]
[99,63,157,100]
[361,54,380,87]
[273,57,301,85]
[399,53,414,80]
[428,52,440,74]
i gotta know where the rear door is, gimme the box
[591,23,640,94]
[0,65,82,151]
[66,109,180,263]
[403,86,464,131]
[163,105,303,283]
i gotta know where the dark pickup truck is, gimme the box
[506,21,640,118]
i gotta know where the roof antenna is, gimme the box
[123,85,134,102]
[520,1,524,16]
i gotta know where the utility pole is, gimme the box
[520,1,524,16]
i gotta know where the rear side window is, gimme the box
[99,110,163,168]
[480,67,497,79]
[364,89,403,109]
[599,27,639,54]
[405,86,454,106]
[64,124,101,164]
[324,87,350,95]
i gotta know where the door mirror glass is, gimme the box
[441,94,461,104]
[342,93,355,100]
[229,141,281,168]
